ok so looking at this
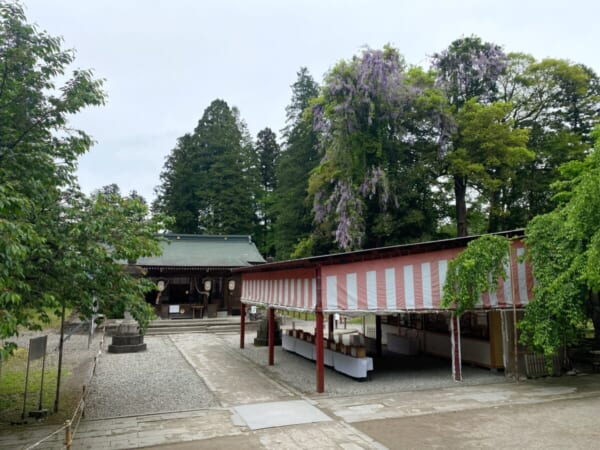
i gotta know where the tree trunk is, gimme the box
[454,175,468,237]
[487,190,501,233]
[590,291,600,348]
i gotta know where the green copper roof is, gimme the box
[136,234,265,268]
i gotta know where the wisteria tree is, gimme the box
[307,47,441,252]
[432,36,534,236]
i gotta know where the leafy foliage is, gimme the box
[272,68,320,259]
[0,4,166,354]
[441,235,510,316]
[521,128,600,354]
[496,55,600,229]
[451,99,533,231]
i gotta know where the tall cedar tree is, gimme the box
[255,128,280,257]
[272,68,320,259]
[154,99,257,235]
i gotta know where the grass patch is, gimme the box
[0,347,72,423]
[346,316,363,324]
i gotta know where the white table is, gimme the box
[282,334,296,352]
[332,351,373,379]
[282,335,373,379]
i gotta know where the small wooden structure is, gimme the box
[137,234,265,319]
[234,230,533,393]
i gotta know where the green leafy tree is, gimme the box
[154,99,258,235]
[521,128,600,354]
[450,100,533,232]
[272,68,320,259]
[496,55,600,229]
[0,3,166,355]
[432,36,513,236]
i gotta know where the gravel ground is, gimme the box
[221,329,506,397]
[85,335,217,419]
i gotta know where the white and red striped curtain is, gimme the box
[241,242,533,312]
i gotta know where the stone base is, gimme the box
[108,334,147,353]
[254,334,282,346]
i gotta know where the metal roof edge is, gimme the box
[160,233,256,243]
[233,229,525,274]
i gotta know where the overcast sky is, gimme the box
[23,0,600,202]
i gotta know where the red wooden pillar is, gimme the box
[315,265,324,393]
[375,315,382,357]
[450,314,462,381]
[268,307,275,366]
[240,303,246,349]
[315,309,324,393]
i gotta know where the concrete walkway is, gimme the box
[3,332,600,449]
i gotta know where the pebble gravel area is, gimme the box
[221,331,506,397]
[85,335,217,419]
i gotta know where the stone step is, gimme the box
[148,318,242,327]
[145,322,257,336]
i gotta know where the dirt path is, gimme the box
[354,394,600,449]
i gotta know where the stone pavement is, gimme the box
[3,332,600,449]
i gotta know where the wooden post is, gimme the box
[510,243,520,383]
[240,303,246,349]
[375,315,382,357]
[81,385,86,419]
[316,309,324,393]
[268,307,275,366]
[315,265,324,393]
[328,314,334,341]
[64,420,72,450]
[450,314,462,381]
[54,303,66,413]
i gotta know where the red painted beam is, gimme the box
[316,309,324,393]
[240,303,246,349]
[315,265,324,393]
[268,307,275,366]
